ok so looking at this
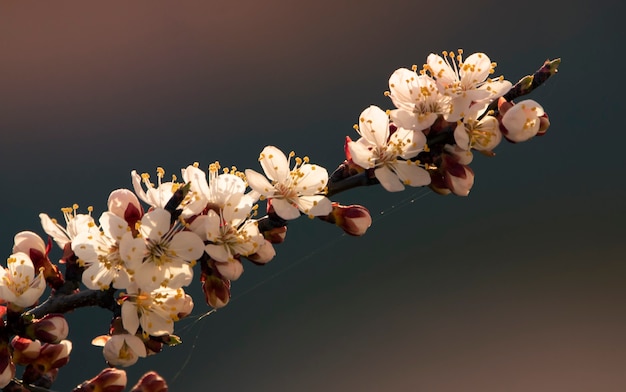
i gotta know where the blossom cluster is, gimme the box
[0,49,556,390]
[344,50,551,196]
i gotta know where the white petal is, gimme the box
[502,99,544,142]
[427,53,456,85]
[13,231,46,255]
[374,166,405,192]
[8,252,35,280]
[131,170,149,205]
[391,161,431,187]
[390,109,416,131]
[203,210,222,242]
[214,260,243,281]
[181,165,210,200]
[164,262,193,289]
[390,128,425,159]
[119,234,146,268]
[259,146,289,182]
[169,231,205,261]
[358,105,389,147]
[135,263,167,292]
[388,68,420,111]
[206,243,231,263]
[271,198,301,220]
[295,195,332,217]
[244,169,275,197]
[454,123,471,150]
[460,52,491,87]
[141,311,173,336]
[214,173,246,204]
[139,209,171,242]
[39,214,70,249]
[347,139,375,169]
[293,164,328,195]
[82,263,113,290]
[100,212,130,243]
[122,302,140,335]
[125,335,147,358]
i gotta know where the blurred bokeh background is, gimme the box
[1,1,624,391]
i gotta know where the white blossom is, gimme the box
[120,208,204,292]
[120,283,190,336]
[72,212,136,290]
[388,68,454,129]
[39,204,98,250]
[348,105,431,192]
[0,252,46,308]
[501,99,545,142]
[190,192,266,280]
[92,334,147,367]
[426,50,512,117]
[245,146,332,220]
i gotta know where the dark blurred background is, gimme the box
[1,1,625,391]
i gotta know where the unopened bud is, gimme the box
[214,259,244,281]
[0,341,16,388]
[201,272,231,309]
[13,231,64,288]
[38,340,72,371]
[129,371,168,392]
[108,189,143,227]
[537,113,550,136]
[263,225,287,244]
[445,163,474,196]
[178,294,194,319]
[29,314,69,343]
[11,337,42,365]
[246,240,276,265]
[319,203,372,236]
[72,368,127,392]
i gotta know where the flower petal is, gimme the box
[374,166,405,192]
[271,198,301,220]
[358,105,389,147]
[244,169,275,197]
[259,146,289,182]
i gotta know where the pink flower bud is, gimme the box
[246,240,276,265]
[178,294,194,319]
[13,231,64,288]
[201,272,231,309]
[0,342,16,388]
[263,226,287,244]
[319,203,372,236]
[108,189,143,227]
[30,314,69,343]
[537,113,550,136]
[129,371,168,392]
[214,259,244,281]
[38,340,72,371]
[11,337,42,365]
[72,368,127,392]
[445,163,474,196]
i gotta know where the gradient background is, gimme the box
[1,1,625,391]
